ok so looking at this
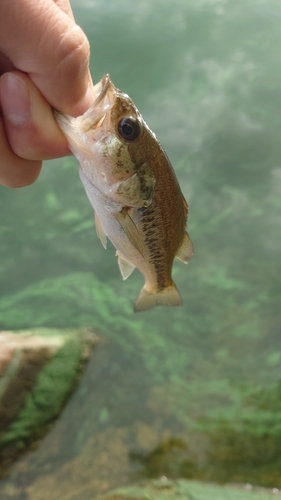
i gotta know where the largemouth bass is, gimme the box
[55,74,193,312]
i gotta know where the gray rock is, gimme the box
[0,327,98,476]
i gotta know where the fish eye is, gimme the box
[117,116,141,141]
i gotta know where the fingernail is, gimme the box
[0,73,31,125]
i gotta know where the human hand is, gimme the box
[0,0,95,188]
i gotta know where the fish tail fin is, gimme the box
[134,282,182,313]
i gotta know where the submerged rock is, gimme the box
[0,327,98,476]
[97,479,281,500]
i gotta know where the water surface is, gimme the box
[1,0,281,497]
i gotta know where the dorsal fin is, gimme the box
[182,194,189,220]
[176,232,193,264]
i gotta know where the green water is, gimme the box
[1,0,281,497]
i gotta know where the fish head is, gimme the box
[55,75,155,196]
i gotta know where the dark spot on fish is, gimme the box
[142,216,154,224]
[116,160,124,169]
[138,207,147,215]
[139,204,172,290]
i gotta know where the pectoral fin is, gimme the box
[114,209,143,257]
[114,164,156,208]
[116,252,135,280]
[94,211,107,249]
[176,232,193,263]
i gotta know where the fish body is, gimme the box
[55,75,193,312]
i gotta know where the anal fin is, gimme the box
[116,251,135,280]
[94,211,107,249]
[176,232,193,264]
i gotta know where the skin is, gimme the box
[0,0,95,188]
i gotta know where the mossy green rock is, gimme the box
[98,479,280,500]
[0,327,98,475]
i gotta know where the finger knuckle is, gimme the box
[56,25,90,79]
[0,166,41,188]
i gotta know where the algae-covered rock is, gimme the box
[0,327,98,476]
[97,479,281,500]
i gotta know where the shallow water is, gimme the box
[1,0,281,497]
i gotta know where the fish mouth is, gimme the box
[54,74,116,138]
[93,74,111,107]
[80,74,116,133]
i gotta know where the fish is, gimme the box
[55,74,193,312]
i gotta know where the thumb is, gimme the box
[0,0,95,116]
